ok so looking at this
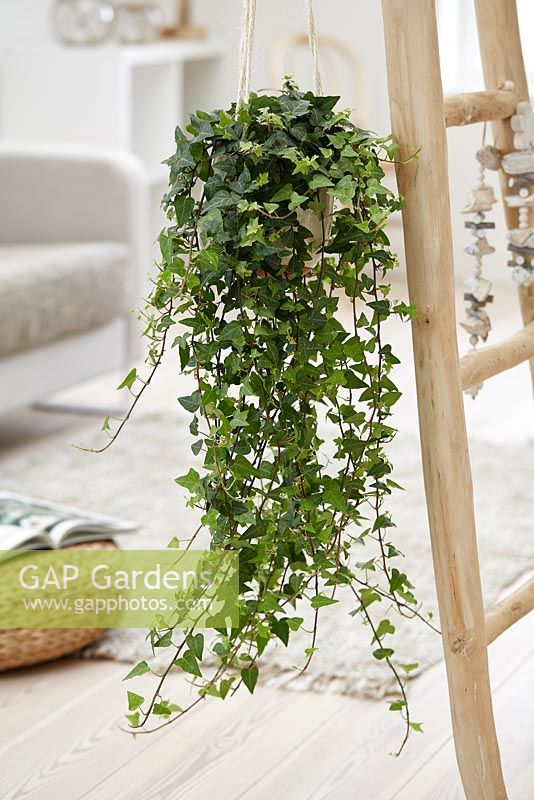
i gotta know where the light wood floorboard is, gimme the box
[0,614,531,799]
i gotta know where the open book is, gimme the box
[0,491,136,551]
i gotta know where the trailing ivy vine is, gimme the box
[111,79,433,751]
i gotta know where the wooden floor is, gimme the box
[0,612,533,800]
[0,278,532,799]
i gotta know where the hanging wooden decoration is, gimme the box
[502,100,534,289]
[460,140,499,398]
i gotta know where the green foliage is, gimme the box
[127,691,144,711]
[117,368,137,391]
[122,661,150,681]
[117,80,427,751]
[241,665,259,694]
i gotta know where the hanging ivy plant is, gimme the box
[111,79,430,750]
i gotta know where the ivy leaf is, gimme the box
[389,568,408,594]
[358,588,381,608]
[175,468,201,492]
[123,661,150,681]
[127,691,144,711]
[288,192,308,210]
[271,183,294,202]
[153,700,182,717]
[409,721,424,733]
[372,647,394,661]
[341,144,358,158]
[174,196,195,226]
[381,391,402,408]
[176,650,202,678]
[231,454,256,478]
[322,477,346,511]
[204,191,240,212]
[368,299,391,315]
[281,98,310,117]
[271,618,290,646]
[117,368,137,391]
[311,595,338,609]
[230,410,249,430]
[240,218,265,247]
[219,109,233,128]
[309,173,334,190]
[153,702,171,716]
[178,392,201,413]
[332,175,357,204]
[195,248,219,271]
[241,665,259,694]
[400,662,419,674]
[287,617,304,631]
[373,514,396,532]
[186,633,204,660]
[202,208,225,238]
[154,631,173,648]
[219,320,246,346]
[159,230,173,262]
[373,619,396,642]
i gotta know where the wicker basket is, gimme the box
[0,541,116,672]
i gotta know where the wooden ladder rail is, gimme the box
[486,576,534,644]
[381,1,534,798]
[460,321,534,390]
[444,89,520,127]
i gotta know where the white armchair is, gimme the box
[0,143,149,415]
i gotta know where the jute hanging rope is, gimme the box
[236,0,323,110]
[237,0,257,110]
[306,0,323,96]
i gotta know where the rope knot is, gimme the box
[237,0,323,111]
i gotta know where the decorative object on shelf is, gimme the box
[460,136,499,399]
[160,0,205,39]
[115,3,164,44]
[502,100,534,289]
[53,0,115,45]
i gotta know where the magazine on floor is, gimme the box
[0,491,137,551]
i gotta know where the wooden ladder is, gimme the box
[381,1,534,798]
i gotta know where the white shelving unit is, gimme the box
[1,41,223,180]
[1,41,223,251]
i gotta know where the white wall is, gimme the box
[0,0,49,44]
[0,1,390,128]
[0,0,520,283]
[193,0,390,131]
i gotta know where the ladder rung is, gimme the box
[460,321,534,390]
[444,89,520,128]
[486,577,534,644]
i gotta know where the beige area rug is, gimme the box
[1,413,532,698]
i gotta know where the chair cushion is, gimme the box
[0,242,130,358]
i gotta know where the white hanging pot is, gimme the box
[279,189,334,275]
[297,189,334,263]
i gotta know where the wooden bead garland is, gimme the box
[459,100,534,400]
[502,101,534,289]
[460,144,499,398]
